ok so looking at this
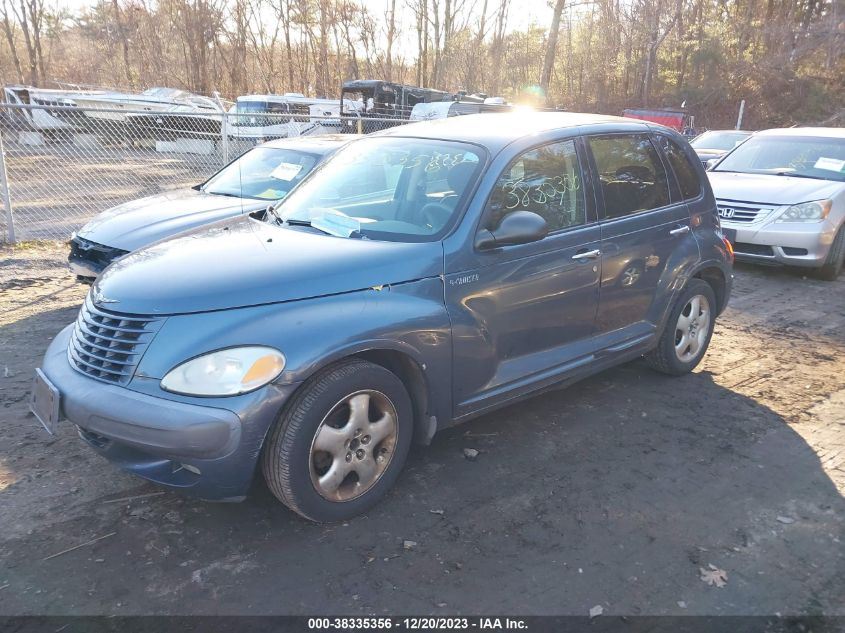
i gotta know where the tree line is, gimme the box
[0,0,842,129]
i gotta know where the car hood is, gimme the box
[77,188,267,252]
[694,149,727,162]
[94,217,444,314]
[707,171,844,205]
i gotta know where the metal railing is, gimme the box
[0,102,412,245]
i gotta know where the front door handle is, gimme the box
[572,249,601,260]
[669,225,690,236]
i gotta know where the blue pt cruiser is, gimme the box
[33,113,734,522]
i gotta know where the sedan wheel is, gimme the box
[310,390,398,502]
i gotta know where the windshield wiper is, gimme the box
[281,217,335,236]
[773,172,823,180]
[206,190,243,198]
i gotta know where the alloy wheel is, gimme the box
[309,390,398,502]
[674,294,711,363]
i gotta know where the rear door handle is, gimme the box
[572,249,601,260]
[669,225,690,236]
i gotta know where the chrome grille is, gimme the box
[68,295,163,384]
[716,202,773,224]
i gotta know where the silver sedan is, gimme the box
[708,127,845,280]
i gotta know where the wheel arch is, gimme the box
[281,340,443,447]
[353,349,436,446]
[691,264,728,314]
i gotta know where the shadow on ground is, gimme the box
[1,335,842,615]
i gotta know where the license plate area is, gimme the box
[31,369,61,435]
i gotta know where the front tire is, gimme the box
[816,224,845,281]
[645,279,717,376]
[262,359,413,522]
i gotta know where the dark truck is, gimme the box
[339,79,485,133]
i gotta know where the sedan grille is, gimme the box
[68,295,163,384]
[69,236,129,270]
[716,202,773,224]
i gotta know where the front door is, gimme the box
[445,138,602,418]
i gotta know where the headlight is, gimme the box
[161,346,285,396]
[775,200,832,223]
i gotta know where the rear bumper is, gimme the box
[724,220,837,268]
[39,325,298,500]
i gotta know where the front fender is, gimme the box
[133,277,453,424]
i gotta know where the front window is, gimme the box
[691,131,750,151]
[713,135,845,182]
[275,137,483,242]
[485,139,586,233]
[203,147,319,200]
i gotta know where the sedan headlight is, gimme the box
[161,346,285,396]
[775,200,832,223]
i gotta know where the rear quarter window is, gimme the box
[657,136,702,200]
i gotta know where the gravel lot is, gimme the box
[0,243,843,616]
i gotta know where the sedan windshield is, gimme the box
[713,135,845,182]
[691,131,750,151]
[276,137,483,242]
[203,147,319,200]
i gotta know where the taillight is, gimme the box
[722,235,734,261]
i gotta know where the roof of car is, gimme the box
[376,112,656,152]
[756,127,845,139]
[260,134,361,154]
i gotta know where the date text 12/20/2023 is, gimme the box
[307,617,528,630]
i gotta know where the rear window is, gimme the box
[657,136,702,200]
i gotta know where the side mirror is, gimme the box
[705,158,719,171]
[475,210,549,250]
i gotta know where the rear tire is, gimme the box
[816,225,845,281]
[645,279,717,376]
[262,359,413,522]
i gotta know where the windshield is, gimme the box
[713,135,845,182]
[203,147,320,200]
[276,136,483,241]
[691,131,750,151]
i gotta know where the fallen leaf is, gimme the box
[589,605,603,618]
[463,448,479,461]
[403,540,417,550]
[776,516,795,524]
[430,509,445,516]
[700,566,728,588]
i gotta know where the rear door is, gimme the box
[586,133,695,341]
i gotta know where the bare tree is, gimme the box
[540,0,565,95]
[0,0,24,82]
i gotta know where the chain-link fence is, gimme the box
[0,102,412,246]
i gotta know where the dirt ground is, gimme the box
[0,243,843,616]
